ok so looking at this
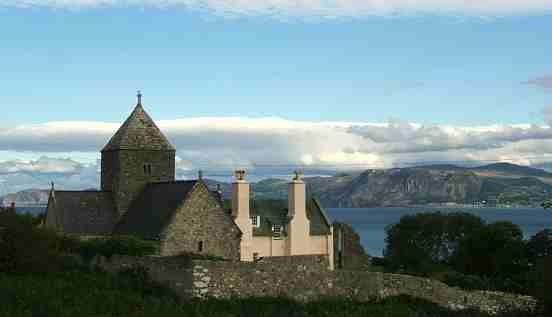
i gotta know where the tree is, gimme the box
[527,229,552,260]
[384,212,485,272]
[541,200,552,209]
[451,221,527,278]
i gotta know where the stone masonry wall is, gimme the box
[95,254,536,315]
[102,149,175,218]
[160,182,241,260]
[333,222,371,271]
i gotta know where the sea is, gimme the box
[327,207,552,257]
[16,206,552,258]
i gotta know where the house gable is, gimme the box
[160,181,241,260]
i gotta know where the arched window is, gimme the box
[143,164,152,176]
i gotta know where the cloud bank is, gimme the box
[2,0,552,18]
[3,116,552,173]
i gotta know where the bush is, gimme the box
[439,271,491,291]
[0,209,69,273]
[76,235,158,261]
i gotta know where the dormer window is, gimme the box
[251,215,261,228]
[143,163,152,176]
[272,224,282,239]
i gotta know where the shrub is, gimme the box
[76,235,158,261]
[0,209,68,273]
[439,271,491,291]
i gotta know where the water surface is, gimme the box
[327,207,552,257]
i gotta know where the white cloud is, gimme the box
[3,116,552,172]
[0,156,83,174]
[1,0,551,18]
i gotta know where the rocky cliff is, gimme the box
[252,163,552,208]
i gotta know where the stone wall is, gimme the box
[95,254,536,314]
[160,182,241,260]
[333,222,371,271]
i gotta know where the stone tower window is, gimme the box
[143,163,152,176]
[198,241,204,252]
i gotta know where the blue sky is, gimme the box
[1,4,551,126]
[1,1,552,192]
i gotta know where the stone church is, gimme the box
[45,94,334,268]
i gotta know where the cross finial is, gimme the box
[137,90,142,105]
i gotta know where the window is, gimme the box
[143,164,152,176]
[197,241,204,253]
[251,215,261,228]
[272,224,282,239]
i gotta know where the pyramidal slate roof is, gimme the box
[102,103,175,152]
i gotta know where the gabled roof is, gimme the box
[251,199,289,237]
[250,198,331,237]
[102,104,175,152]
[114,180,198,239]
[47,191,116,235]
[307,198,332,236]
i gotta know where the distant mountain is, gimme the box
[5,163,552,209]
[2,189,50,207]
[251,163,552,207]
[470,162,552,179]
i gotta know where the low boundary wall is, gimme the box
[94,254,536,314]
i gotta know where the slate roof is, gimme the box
[102,104,175,152]
[306,198,332,236]
[47,191,116,235]
[251,198,332,237]
[114,180,198,239]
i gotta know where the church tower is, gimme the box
[101,92,176,218]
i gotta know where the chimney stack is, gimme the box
[232,169,253,261]
[287,170,310,255]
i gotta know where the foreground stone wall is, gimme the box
[94,254,536,314]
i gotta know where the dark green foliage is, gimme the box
[451,221,527,278]
[438,271,491,291]
[75,235,158,261]
[0,208,68,273]
[530,256,552,315]
[383,211,552,307]
[526,229,552,259]
[384,212,485,272]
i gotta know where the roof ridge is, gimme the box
[149,180,198,185]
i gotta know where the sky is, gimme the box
[1,1,552,190]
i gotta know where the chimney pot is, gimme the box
[234,169,246,181]
[293,170,304,181]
